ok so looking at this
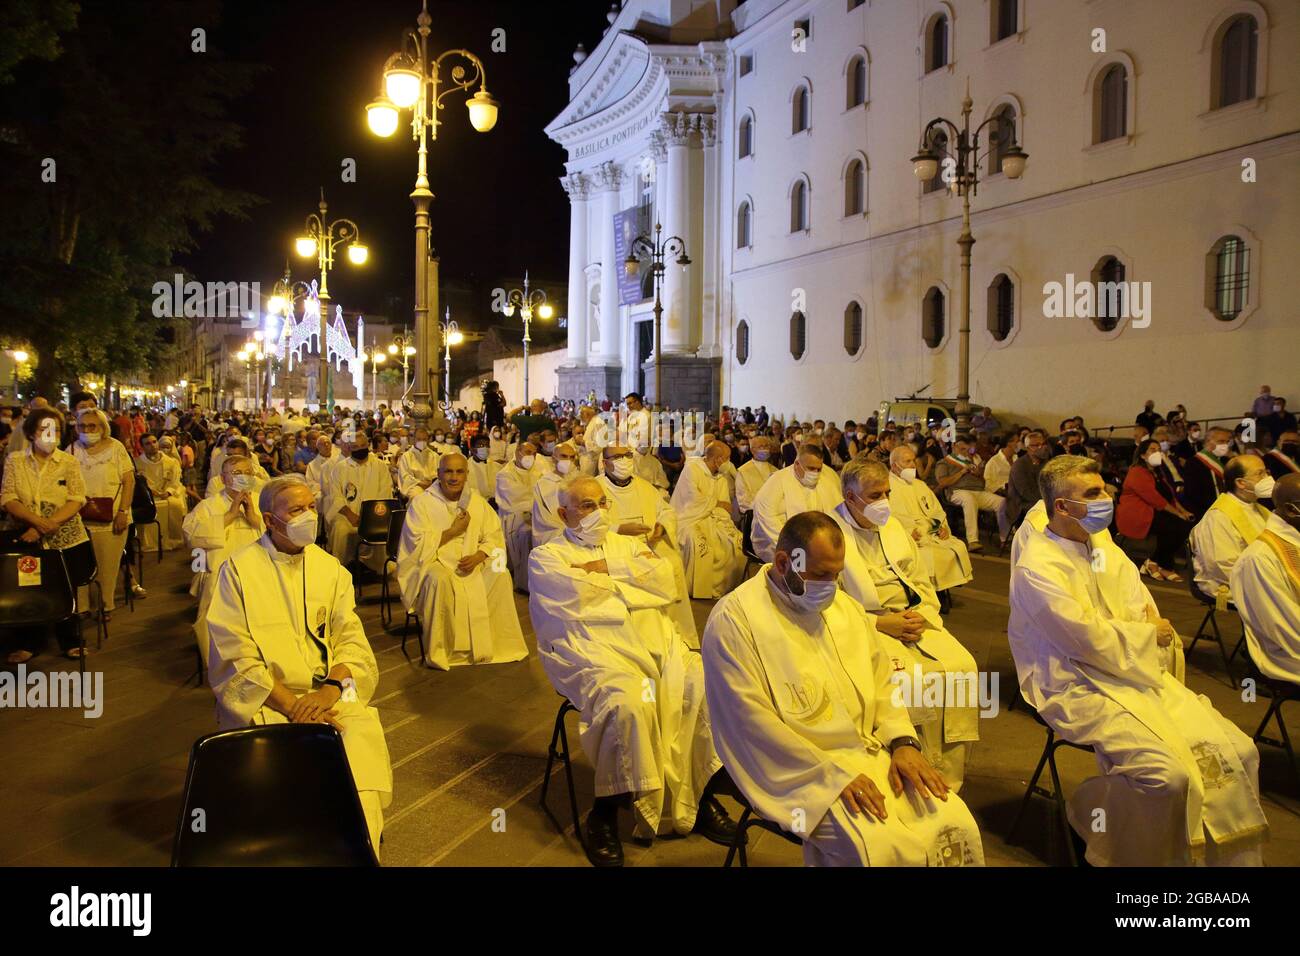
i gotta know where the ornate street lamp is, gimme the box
[502,272,552,405]
[909,82,1027,434]
[438,308,465,410]
[624,223,690,407]
[361,348,387,410]
[366,0,499,432]
[386,329,417,403]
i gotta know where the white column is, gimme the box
[596,161,624,366]
[660,112,695,355]
[562,172,590,365]
[698,114,719,356]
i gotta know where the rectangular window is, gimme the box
[848,0,865,9]
[795,18,811,41]
[739,54,753,77]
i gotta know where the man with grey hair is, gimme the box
[528,475,733,867]
[703,510,984,866]
[530,441,580,546]
[670,440,746,598]
[206,475,393,853]
[886,443,971,594]
[750,443,844,563]
[830,458,980,789]
[1009,455,1266,866]
[495,440,539,591]
[735,435,777,515]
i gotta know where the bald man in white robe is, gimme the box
[395,428,440,499]
[831,459,980,790]
[1010,455,1267,866]
[495,441,538,591]
[703,511,984,866]
[530,442,579,547]
[1230,474,1300,683]
[527,476,734,867]
[1191,455,1272,602]
[670,441,746,599]
[397,453,526,670]
[599,445,697,649]
[750,445,844,563]
[135,434,185,550]
[324,433,395,575]
[206,477,393,853]
[887,445,972,592]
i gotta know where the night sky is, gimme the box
[179,0,617,325]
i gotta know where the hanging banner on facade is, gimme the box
[614,207,646,306]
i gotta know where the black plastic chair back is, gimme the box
[131,469,158,524]
[171,723,378,866]
[0,550,76,628]
[358,498,398,545]
[386,507,407,555]
[62,538,99,590]
[740,509,758,561]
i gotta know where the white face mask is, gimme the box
[1250,475,1276,500]
[230,473,257,493]
[542,442,556,454]
[276,510,317,548]
[1213,443,1230,457]
[1159,440,1170,452]
[79,431,102,447]
[35,435,58,454]
[474,447,488,461]
[606,457,632,480]
[781,566,838,614]
[571,507,610,546]
[555,459,574,475]
[519,455,536,470]
[1146,452,1163,467]
[858,497,892,527]
[754,450,770,462]
[798,467,820,489]
[899,467,917,483]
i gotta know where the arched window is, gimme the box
[736,200,752,249]
[992,0,1017,42]
[987,273,1014,341]
[843,301,863,355]
[923,129,948,194]
[1217,15,1259,108]
[1091,256,1126,332]
[792,85,810,133]
[790,311,807,360]
[1206,235,1250,321]
[1097,64,1127,142]
[736,320,750,364]
[846,56,867,108]
[922,287,945,348]
[738,114,754,158]
[790,179,809,232]
[988,104,1018,175]
[927,14,949,73]
[844,158,865,216]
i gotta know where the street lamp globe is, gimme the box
[348,243,369,265]
[267,294,287,315]
[384,65,422,109]
[538,302,554,320]
[373,352,386,365]
[1001,145,1028,180]
[448,331,464,347]
[910,149,940,181]
[502,302,516,317]
[404,345,416,357]
[366,95,400,137]
[387,343,398,355]
[466,89,500,132]
[623,254,639,278]
[295,236,318,258]
[12,350,28,363]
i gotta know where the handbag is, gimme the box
[80,496,116,523]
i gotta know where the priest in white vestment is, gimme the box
[599,445,697,648]
[702,511,984,867]
[887,445,972,592]
[530,442,579,547]
[396,427,441,499]
[324,432,395,575]
[1009,455,1267,866]
[830,458,980,789]
[304,435,336,507]
[578,406,609,477]
[396,453,527,670]
[1230,473,1300,683]
[135,433,185,550]
[495,441,539,591]
[184,455,264,660]
[750,444,844,563]
[466,437,500,502]
[670,441,746,599]
[205,476,394,853]
[205,441,269,498]
[633,444,669,495]
[735,437,777,515]
[1191,455,1272,601]
[527,476,736,867]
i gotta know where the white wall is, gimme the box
[492,348,569,409]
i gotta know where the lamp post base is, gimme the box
[639,354,720,414]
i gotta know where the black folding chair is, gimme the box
[1244,645,1300,791]
[0,549,82,673]
[1185,542,1243,681]
[739,509,762,579]
[379,507,408,628]
[723,791,798,868]
[62,539,108,650]
[171,724,378,866]
[539,697,585,852]
[1008,709,1095,866]
[351,498,398,601]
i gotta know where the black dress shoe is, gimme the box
[693,796,743,847]
[584,812,624,867]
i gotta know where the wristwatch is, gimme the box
[887,735,923,755]
[321,678,345,694]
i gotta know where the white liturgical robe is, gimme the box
[183,490,263,660]
[887,473,972,591]
[206,536,394,851]
[135,451,185,550]
[670,457,745,599]
[735,459,776,515]
[530,471,569,547]
[1230,513,1300,683]
[1192,493,1269,600]
[599,472,697,648]
[396,484,526,670]
[829,504,979,789]
[633,448,670,494]
[702,572,985,867]
[1010,499,1114,568]
[495,460,538,591]
[396,447,441,499]
[325,456,395,574]
[467,457,500,502]
[750,466,844,563]
[305,451,335,505]
[527,529,719,836]
[1009,527,1267,866]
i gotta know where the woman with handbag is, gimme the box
[72,407,135,619]
[0,407,92,662]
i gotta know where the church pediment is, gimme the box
[545,32,662,153]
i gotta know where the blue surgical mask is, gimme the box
[1062,497,1113,535]
[783,567,838,613]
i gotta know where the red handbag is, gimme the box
[79,497,115,524]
